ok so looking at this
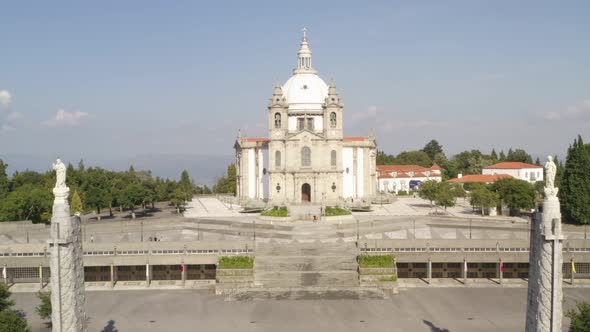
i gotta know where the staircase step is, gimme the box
[224,287,388,301]
[255,271,359,287]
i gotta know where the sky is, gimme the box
[1,1,589,179]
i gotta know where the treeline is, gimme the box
[0,159,211,222]
[377,139,551,180]
[212,163,236,194]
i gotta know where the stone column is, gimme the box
[146,263,150,287]
[181,262,186,287]
[427,259,432,285]
[499,259,503,285]
[110,263,115,288]
[39,265,43,289]
[525,160,563,332]
[48,158,87,332]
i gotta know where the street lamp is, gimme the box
[141,221,144,242]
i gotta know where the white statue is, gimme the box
[545,156,556,189]
[52,159,67,189]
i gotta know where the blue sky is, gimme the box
[1,1,589,176]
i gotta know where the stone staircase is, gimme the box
[254,241,359,288]
[221,241,389,300]
[287,204,322,221]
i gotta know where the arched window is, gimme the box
[302,147,311,167]
[275,151,281,168]
[330,112,337,128]
[274,113,281,128]
[330,150,337,167]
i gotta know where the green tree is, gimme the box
[506,148,533,164]
[85,186,110,220]
[451,184,467,200]
[434,182,456,211]
[213,164,237,194]
[418,180,439,207]
[35,291,51,323]
[376,150,396,165]
[499,150,507,161]
[535,157,541,166]
[422,139,443,162]
[469,186,499,216]
[0,310,30,332]
[0,283,15,311]
[70,190,83,215]
[566,302,590,332]
[560,135,590,225]
[0,185,52,223]
[492,178,535,213]
[490,149,498,162]
[119,183,145,219]
[0,159,8,199]
[393,151,431,167]
[170,187,190,213]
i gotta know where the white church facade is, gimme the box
[234,31,377,205]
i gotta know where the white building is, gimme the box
[377,164,442,193]
[482,162,543,183]
[234,30,377,205]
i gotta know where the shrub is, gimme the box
[325,206,351,216]
[378,276,397,282]
[566,302,590,332]
[218,256,254,269]
[358,254,395,268]
[397,191,408,196]
[260,207,288,217]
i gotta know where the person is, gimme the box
[148,236,153,242]
[90,235,94,243]
[153,236,158,242]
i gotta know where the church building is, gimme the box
[234,30,377,205]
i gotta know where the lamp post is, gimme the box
[141,221,144,242]
[469,219,472,240]
[253,219,256,242]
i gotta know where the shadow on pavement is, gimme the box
[101,319,118,332]
[423,320,450,332]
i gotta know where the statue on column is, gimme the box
[52,159,67,189]
[544,156,558,198]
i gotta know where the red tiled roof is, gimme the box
[448,174,513,183]
[429,163,442,170]
[377,164,429,172]
[343,136,367,141]
[484,162,541,169]
[243,138,269,143]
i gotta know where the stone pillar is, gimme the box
[181,262,186,287]
[39,265,43,289]
[427,259,432,285]
[463,259,467,285]
[48,158,87,332]
[570,258,574,285]
[110,264,115,288]
[525,176,563,332]
[499,259,503,285]
[2,264,7,284]
[146,263,150,287]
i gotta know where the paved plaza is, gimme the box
[11,288,590,332]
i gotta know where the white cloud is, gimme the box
[542,100,590,121]
[351,105,383,122]
[0,90,12,107]
[44,109,89,127]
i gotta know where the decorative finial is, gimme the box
[52,158,67,190]
[302,27,307,42]
[237,129,242,139]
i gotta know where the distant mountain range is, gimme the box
[0,153,233,186]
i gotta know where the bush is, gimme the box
[397,191,408,196]
[325,206,351,216]
[260,207,288,217]
[218,256,254,269]
[378,276,398,282]
[358,254,395,268]
[0,310,30,332]
[566,302,590,332]
[36,291,51,322]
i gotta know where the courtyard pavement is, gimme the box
[11,288,590,332]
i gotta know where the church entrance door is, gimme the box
[301,183,311,202]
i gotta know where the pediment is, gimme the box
[287,130,325,142]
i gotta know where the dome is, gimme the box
[282,73,328,111]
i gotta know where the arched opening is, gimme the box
[330,112,337,128]
[274,113,281,128]
[301,146,311,167]
[301,183,311,202]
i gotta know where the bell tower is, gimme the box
[324,81,343,139]
[268,82,288,139]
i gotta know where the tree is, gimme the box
[434,182,456,211]
[119,183,145,219]
[0,310,30,332]
[499,150,507,161]
[469,186,499,216]
[85,186,110,220]
[418,180,439,207]
[0,283,15,312]
[535,157,541,166]
[451,184,467,200]
[70,190,83,215]
[0,185,52,223]
[393,151,431,167]
[376,150,396,165]
[0,159,8,199]
[506,148,533,164]
[422,139,443,162]
[492,178,535,213]
[490,149,498,162]
[35,291,51,324]
[560,135,590,225]
[170,187,190,213]
[213,164,237,194]
[566,302,590,332]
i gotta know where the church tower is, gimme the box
[324,82,343,140]
[268,83,288,139]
